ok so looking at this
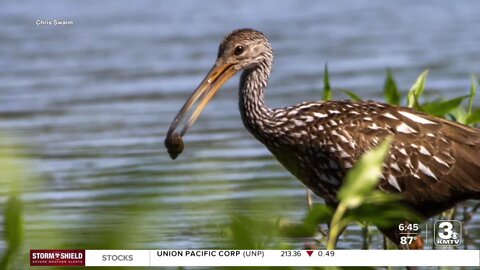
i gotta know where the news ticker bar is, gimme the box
[30,249,480,267]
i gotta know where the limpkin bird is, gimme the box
[165,28,480,247]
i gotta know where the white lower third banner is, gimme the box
[84,250,480,267]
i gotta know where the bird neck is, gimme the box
[238,59,276,140]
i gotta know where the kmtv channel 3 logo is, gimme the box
[434,220,462,246]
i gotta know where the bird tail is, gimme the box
[446,122,480,200]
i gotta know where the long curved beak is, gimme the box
[166,63,237,139]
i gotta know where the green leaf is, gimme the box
[421,95,469,117]
[383,69,401,105]
[304,204,333,226]
[407,70,429,109]
[448,106,468,124]
[341,89,362,101]
[323,63,332,101]
[466,108,480,125]
[279,222,316,238]
[228,214,276,249]
[338,137,393,208]
[363,190,402,204]
[280,204,333,238]
[345,198,422,227]
[468,75,477,115]
[4,196,23,251]
[0,195,24,269]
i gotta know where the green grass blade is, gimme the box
[383,69,401,105]
[323,63,332,101]
[466,108,480,125]
[341,89,362,101]
[468,75,477,115]
[421,95,469,117]
[407,70,429,109]
[5,196,23,250]
[448,106,468,124]
[0,196,24,270]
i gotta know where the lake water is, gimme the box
[0,0,479,261]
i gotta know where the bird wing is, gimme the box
[275,100,480,214]
[349,103,480,215]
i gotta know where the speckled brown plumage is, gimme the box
[165,28,480,248]
[253,99,480,217]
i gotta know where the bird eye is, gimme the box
[234,45,244,56]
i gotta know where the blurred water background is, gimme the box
[0,0,479,260]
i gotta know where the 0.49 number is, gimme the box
[318,251,335,257]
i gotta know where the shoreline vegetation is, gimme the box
[1,69,479,269]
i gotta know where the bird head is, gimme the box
[216,28,272,71]
[165,29,271,158]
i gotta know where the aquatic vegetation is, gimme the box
[225,68,480,251]
[0,69,478,269]
[0,136,24,269]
